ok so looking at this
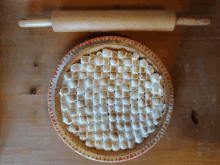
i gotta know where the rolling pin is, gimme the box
[18,10,211,32]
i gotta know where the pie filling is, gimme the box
[59,48,165,151]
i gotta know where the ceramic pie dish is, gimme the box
[48,36,174,162]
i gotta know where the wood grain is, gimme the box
[0,0,220,164]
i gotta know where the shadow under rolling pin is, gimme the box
[18,10,211,32]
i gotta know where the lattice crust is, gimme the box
[59,49,166,151]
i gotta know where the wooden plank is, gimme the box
[1,0,220,164]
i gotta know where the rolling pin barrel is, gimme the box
[51,10,176,32]
[18,10,211,32]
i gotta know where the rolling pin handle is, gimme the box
[18,18,52,27]
[176,17,211,26]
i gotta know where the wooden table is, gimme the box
[1,0,220,164]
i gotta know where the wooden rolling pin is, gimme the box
[18,10,211,32]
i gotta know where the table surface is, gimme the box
[1,0,220,164]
